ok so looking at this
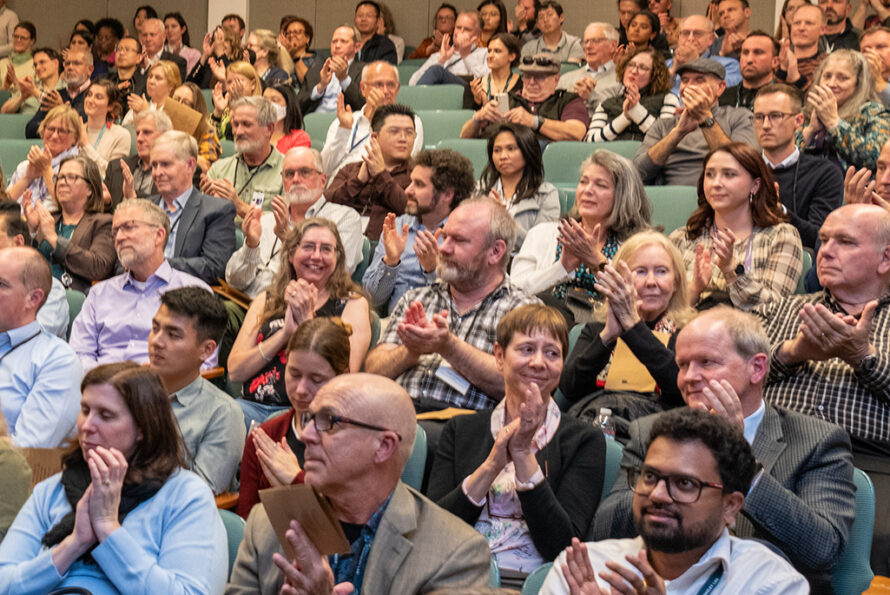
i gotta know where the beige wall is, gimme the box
[13,0,776,57]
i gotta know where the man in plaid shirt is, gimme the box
[365,197,540,411]
[754,203,890,574]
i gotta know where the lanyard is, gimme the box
[486,73,513,101]
[697,564,724,595]
[349,125,370,153]
[91,124,107,149]
[0,331,40,365]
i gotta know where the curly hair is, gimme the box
[413,148,476,209]
[686,142,786,239]
[261,218,365,326]
[615,46,671,95]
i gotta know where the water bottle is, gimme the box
[595,408,616,439]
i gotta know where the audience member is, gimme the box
[365,197,539,411]
[479,0,509,47]
[260,84,306,155]
[756,203,890,574]
[559,231,694,419]
[625,10,663,56]
[355,0,398,64]
[149,130,236,285]
[616,0,645,47]
[209,60,262,140]
[709,0,751,59]
[228,218,371,427]
[462,53,589,142]
[1,46,60,115]
[469,32,522,109]
[754,83,843,250]
[364,148,475,313]
[0,362,228,593]
[511,150,650,326]
[69,198,211,371]
[634,58,756,186]
[478,123,559,249]
[777,4,826,90]
[226,373,491,593]
[78,79,130,171]
[170,82,222,173]
[861,26,890,109]
[203,96,284,217]
[667,15,742,93]
[547,408,809,593]
[719,31,793,110]
[0,21,35,94]
[595,307,856,590]
[0,0,18,60]
[132,5,157,37]
[321,61,424,178]
[852,0,890,29]
[138,18,187,82]
[429,304,605,587]
[148,287,244,495]
[411,4,458,59]
[325,103,415,241]
[22,155,115,292]
[586,46,679,142]
[9,104,82,208]
[776,0,808,39]
[511,0,542,44]
[278,16,312,83]
[377,3,404,62]
[25,48,91,139]
[107,36,146,98]
[0,409,30,541]
[120,59,179,129]
[670,142,803,310]
[649,0,680,47]
[409,12,488,86]
[521,1,583,64]
[104,108,171,212]
[246,29,290,89]
[821,0,861,50]
[0,246,81,447]
[227,147,362,298]
[163,12,201,75]
[557,23,622,117]
[297,25,364,116]
[188,25,240,91]
[222,13,247,41]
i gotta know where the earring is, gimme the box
[748,191,754,204]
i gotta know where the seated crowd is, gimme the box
[0,0,890,592]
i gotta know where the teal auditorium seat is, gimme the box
[0,113,33,138]
[490,557,501,587]
[397,62,421,85]
[797,249,812,295]
[351,236,371,284]
[520,562,552,594]
[542,142,641,193]
[302,112,337,146]
[65,289,86,341]
[646,185,699,234]
[831,468,875,595]
[601,437,624,502]
[553,323,584,411]
[201,88,214,110]
[218,509,245,579]
[0,139,42,182]
[415,109,474,149]
[400,424,427,489]
[398,84,464,110]
[219,139,236,158]
[436,138,488,178]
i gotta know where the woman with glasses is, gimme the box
[170,82,222,173]
[799,49,890,172]
[21,155,116,292]
[237,317,351,519]
[264,83,310,154]
[8,104,82,209]
[0,362,228,593]
[586,46,678,142]
[670,142,802,310]
[228,218,371,429]
[77,79,130,171]
[245,29,291,89]
[428,304,606,588]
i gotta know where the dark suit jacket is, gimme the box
[104,154,156,213]
[358,33,398,65]
[151,188,236,285]
[26,88,87,138]
[38,212,116,292]
[108,68,147,98]
[593,404,856,588]
[296,58,365,116]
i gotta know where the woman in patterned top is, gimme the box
[511,150,651,326]
[670,142,803,311]
[228,218,371,429]
[586,46,679,142]
[799,49,890,171]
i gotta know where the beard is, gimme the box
[284,183,320,207]
[234,136,266,155]
[62,72,89,88]
[405,192,439,217]
[436,249,487,289]
[633,504,720,554]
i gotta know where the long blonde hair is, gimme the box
[807,50,877,122]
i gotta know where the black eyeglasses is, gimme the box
[521,55,558,68]
[302,411,402,441]
[628,466,724,504]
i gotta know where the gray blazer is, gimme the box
[152,188,236,285]
[225,481,491,595]
[593,404,855,587]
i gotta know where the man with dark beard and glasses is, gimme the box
[541,408,809,594]
[592,307,856,591]
[362,148,475,315]
[365,197,540,412]
[225,146,362,299]
[202,96,285,218]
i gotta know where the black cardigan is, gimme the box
[559,320,683,408]
[427,410,605,562]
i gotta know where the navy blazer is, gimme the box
[296,58,365,116]
[152,188,237,285]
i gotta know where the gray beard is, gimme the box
[285,184,320,207]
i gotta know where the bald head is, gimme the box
[817,204,890,303]
[0,247,51,331]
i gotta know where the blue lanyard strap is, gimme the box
[697,564,724,595]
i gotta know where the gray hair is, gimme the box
[681,14,715,33]
[152,130,198,162]
[251,29,280,67]
[284,146,325,172]
[230,95,277,127]
[115,198,171,248]
[67,47,93,67]
[693,306,771,368]
[586,22,620,42]
[361,60,399,83]
[142,18,165,35]
[133,107,173,133]
[461,196,516,272]
[334,24,361,44]
[809,49,877,122]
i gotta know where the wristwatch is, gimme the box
[699,117,717,129]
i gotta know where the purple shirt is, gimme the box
[69,260,214,371]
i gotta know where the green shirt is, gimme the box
[206,146,284,211]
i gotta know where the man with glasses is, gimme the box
[754,83,843,249]
[203,96,284,218]
[409,3,458,59]
[408,12,488,86]
[520,1,583,64]
[69,198,214,372]
[321,61,424,179]
[667,14,741,95]
[227,373,491,593]
[354,0,398,65]
[108,36,147,98]
[226,146,363,299]
[461,52,589,142]
[0,22,35,93]
[542,408,808,594]
[326,103,416,241]
[593,307,856,591]
[25,47,91,138]
[558,22,622,117]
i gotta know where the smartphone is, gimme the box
[496,93,509,114]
